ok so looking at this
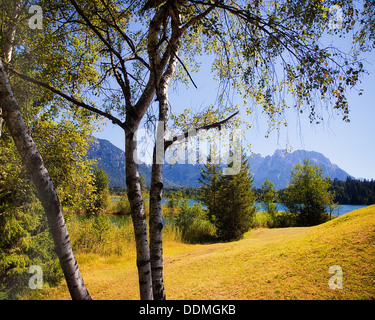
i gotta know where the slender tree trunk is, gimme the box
[0,58,91,300]
[149,157,165,300]
[149,112,167,300]
[125,124,153,300]
[148,3,182,299]
[0,108,3,138]
[1,0,22,139]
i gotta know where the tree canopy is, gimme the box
[5,0,372,130]
[282,159,334,226]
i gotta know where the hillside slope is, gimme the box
[43,206,375,300]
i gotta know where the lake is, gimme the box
[253,202,368,217]
[161,199,368,217]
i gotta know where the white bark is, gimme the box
[149,2,182,299]
[0,0,22,139]
[125,124,153,300]
[0,58,91,300]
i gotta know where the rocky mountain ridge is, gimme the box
[87,138,352,189]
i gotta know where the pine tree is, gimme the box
[199,149,222,223]
[215,151,256,241]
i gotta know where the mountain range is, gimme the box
[87,138,352,189]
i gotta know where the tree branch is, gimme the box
[164,110,239,150]
[95,0,150,69]
[181,1,217,33]
[4,64,126,129]
[165,38,197,89]
[69,0,125,64]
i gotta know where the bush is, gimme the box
[273,212,298,228]
[182,218,217,243]
[167,191,183,209]
[174,200,216,243]
[251,211,274,228]
[251,211,298,229]
[115,195,132,215]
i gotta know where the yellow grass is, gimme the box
[39,205,375,300]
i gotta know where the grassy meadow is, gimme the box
[28,205,375,300]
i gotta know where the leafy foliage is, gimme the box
[67,213,134,256]
[115,194,132,215]
[2,0,374,300]
[0,121,98,299]
[10,0,369,136]
[260,179,278,225]
[0,0,102,294]
[92,166,110,212]
[282,159,334,226]
[173,199,216,244]
[0,200,63,299]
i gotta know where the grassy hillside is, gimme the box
[37,205,375,300]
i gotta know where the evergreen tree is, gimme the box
[199,150,222,222]
[215,152,256,241]
[330,177,375,205]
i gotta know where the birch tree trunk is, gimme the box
[149,118,167,300]
[125,121,154,300]
[0,108,3,138]
[0,0,22,139]
[0,58,91,300]
[149,5,182,298]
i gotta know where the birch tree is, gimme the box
[0,0,95,300]
[4,0,373,300]
[0,58,91,300]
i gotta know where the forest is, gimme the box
[329,177,375,205]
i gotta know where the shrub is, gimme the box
[251,211,298,229]
[273,212,298,228]
[115,195,132,215]
[174,200,216,243]
[252,211,274,228]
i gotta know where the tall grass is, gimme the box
[66,205,322,259]
[66,208,182,257]
[65,206,301,258]
[66,214,135,256]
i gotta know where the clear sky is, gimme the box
[95,33,375,181]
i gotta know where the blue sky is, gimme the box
[95,33,375,181]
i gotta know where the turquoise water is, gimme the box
[254,202,368,216]
[161,199,368,216]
